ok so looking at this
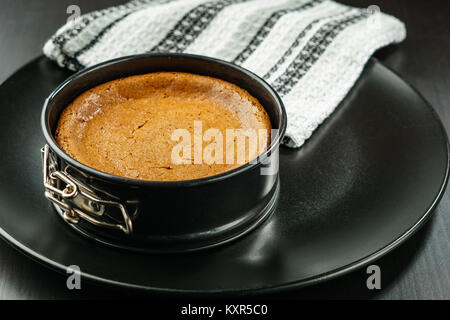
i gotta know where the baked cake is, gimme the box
[55,72,272,181]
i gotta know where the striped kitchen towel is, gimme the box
[43,0,406,148]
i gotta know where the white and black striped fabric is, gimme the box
[43,0,406,148]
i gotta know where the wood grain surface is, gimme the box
[0,0,448,299]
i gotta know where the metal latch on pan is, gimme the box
[41,144,133,234]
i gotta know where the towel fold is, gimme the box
[43,0,406,148]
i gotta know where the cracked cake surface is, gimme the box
[55,72,272,181]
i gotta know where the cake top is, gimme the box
[55,72,272,181]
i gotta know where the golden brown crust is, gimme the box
[55,72,272,181]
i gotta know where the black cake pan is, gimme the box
[41,53,287,253]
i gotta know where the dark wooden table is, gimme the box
[0,0,448,300]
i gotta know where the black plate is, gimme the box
[0,56,448,294]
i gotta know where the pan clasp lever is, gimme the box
[41,144,133,234]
